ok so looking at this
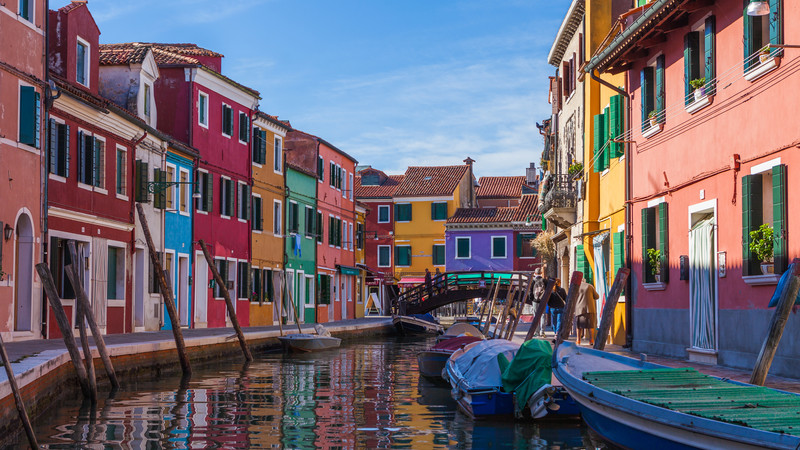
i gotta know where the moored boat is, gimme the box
[417,335,483,382]
[278,333,342,352]
[553,341,800,449]
[393,313,444,335]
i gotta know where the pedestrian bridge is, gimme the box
[395,271,534,315]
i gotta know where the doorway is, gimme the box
[134,248,145,329]
[194,252,208,327]
[178,255,189,327]
[689,200,717,356]
[13,214,34,332]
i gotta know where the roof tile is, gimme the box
[355,174,404,198]
[394,165,469,197]
[476,176,526,199]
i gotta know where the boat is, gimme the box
[436,322,483,342]
[393,313,444,335]
[277,325,342,352]
[417,335,482,382]
[553,341,800,449]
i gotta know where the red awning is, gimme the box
[398,277,425,285]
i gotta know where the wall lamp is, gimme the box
[746,1,770,16]
[3,224,12,241]
[147,180,201,199]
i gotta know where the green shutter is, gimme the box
[34,92,41,149]
[769,0,782,47]
[245,185,251,220]
[260,130,267,164]
[684,31,700,106]
[602,106,610,170]
[641,68,654,132]
[658,202,669,283]
[705,16,716,96]
[609,95,624,158]
[64,125,70,178]
[48,119,57,173]
[135,160,150,203]
[204,172,212,212]
[19,86,36,146]
[77,131,85,183]
[153,168,164,209]
[642,207,656,283]
[593,113,605,172]
[742,174,763,276]
[516,234,522,256]
[655,55,665,123]
[228,180,235,217]
[219,177,226,215]
[576,244,593,284]
[613,231,625,274]
[93,138,102,188]
[772,164,787,274]
[743,3,753,71]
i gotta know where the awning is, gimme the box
[337,264,362,276]
[398,277,425,286]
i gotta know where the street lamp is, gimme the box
[146,179,202,199]
[746,1,770,16]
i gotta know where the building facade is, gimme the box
[283,157,318,324]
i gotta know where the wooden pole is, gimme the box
[556,271,584,346]
[594,268,631,351]
[284,277,304,334]
[35,263,92,398]
[135,204,193,374]
[64,240,120,388]
[507,273,534,340]
[525,278,555,341]
[76,297,98,404]
[480,277,502,335]
[0,332,39,449]
[750,259,800,386]
[277,274,284,336]
[496,281,519,339]
[198,239,253,361]
[476,278,496,330]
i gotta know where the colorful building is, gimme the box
[588,0,799,376]
[0,0,46,339]
[354,202,367,317]
[250,112,289,326]
[475,176,528,208]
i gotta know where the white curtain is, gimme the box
[690,218,715,350]
[593,233,610,314]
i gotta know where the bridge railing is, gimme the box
[395,271,532,312]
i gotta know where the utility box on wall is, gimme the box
[679,255,689,280]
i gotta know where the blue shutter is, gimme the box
[705,16,716,96]
[769,0,782,47]
[655,55,665,124]
[34,92,41,148]
[18,86,36,146]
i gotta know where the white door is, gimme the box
[135,249,145,329]
[194,252,208,327]
[178,256,189,327]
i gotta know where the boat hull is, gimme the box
[277,334,342,352]
[417,350,452,382]
[393,315,444,335]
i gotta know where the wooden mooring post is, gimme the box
[36,263,92,399]
[750,259,800,386]
[64,240,120,389]
[506,272,534,340]
[476,278,496,331]
[556,271,584,346]
[75,297,98,403]
[198,240,253,361]
[524,278,555,341]
[594,268,630,351]
[285,279,305,334]
[0,332,39,449]
[480,277,502,335]
[136,203,192,375]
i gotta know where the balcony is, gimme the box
[539,173,578,229]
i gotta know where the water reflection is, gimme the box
[29,336,593,449]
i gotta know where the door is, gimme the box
[194,253,208,327]
[134,248,145,329]
[13,214,34,331]
[689,215,716,351]
[304,275,315,324]
[286,270,295,324]
[178,256,189,327]
[297,270,305,324]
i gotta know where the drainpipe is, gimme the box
[589,68,634,348]
[42,0,51,338]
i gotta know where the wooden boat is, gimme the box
[392,313,444,335]
[553,341,800,449]
[418,335,482,382]
[278,333,341,352]
[436,322,483,342]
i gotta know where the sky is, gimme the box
[52,0,571,177]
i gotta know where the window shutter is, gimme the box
[684,31,700,106]
[613,231,625,274]
[609,95,624,158]
[593,113,605,172]
[135,160,150,203]
[252,128,259,163]
[48,119,57,173]
[260,130,267,164]
[204,173,213,212]
[34,92,41,148]
[741,174,763,276]
[576,244,593,284]
[658,202,669,283]
[772,164,787,274]
[77,131,86,183]
[602,105,611,171]
[94,138,104,188]
[228,181,236,217]
[153,168,163,209]
[64,125,71,177]
[655,55,665,123]
[219,177,226,214]
[705,16,716,96]
[769,0,782,47]
[244,185,251,220]
[19,86,36,146]
[642,207,656,283]
[516,234,522,256]
[640,68,652,132]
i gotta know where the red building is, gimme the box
[354,168,404,314]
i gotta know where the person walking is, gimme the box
[574,281,599,345]
[425,268,433,299]
[531,268,546,336]
[548,278,567,336]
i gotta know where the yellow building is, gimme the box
[392,162,475,285]
[354,202,367,317]
[250,112,289,325]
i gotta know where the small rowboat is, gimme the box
[418,335,483,382]
[553,341,800,449]
[277,334,341,352]
[393,313,444,335]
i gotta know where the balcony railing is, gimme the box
[540,174,578,212]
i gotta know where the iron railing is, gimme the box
[540,173,578,211]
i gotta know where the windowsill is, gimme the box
[49,173,67,183]
[198,122,209,129]
[222,133,232,139]
[491,256,508,260]
[238,218,247,223]
[744,56,781,82]
[642,123,663,139]
[742,274,780,286]
[116,193,129,201]
[642,281,666,291]
[685,94,714,114]
[179,211,190,217]
[107,299,125,308]
[221,215,231,220]
[253,230,262,234]
[239,140,249,146]
[274,169,283,175]
[252,162,263,169]
[196,210,208,215]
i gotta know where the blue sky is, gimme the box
[53,0,570,177]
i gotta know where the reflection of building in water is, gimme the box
[282,360,317,448]
[240,362,284,447]
[314,348,357,448]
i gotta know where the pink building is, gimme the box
[588,0,799,376]
[0,0,46,339]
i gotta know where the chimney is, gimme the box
[526,162,537,185]
[463,157,476,208]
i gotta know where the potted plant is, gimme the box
[690,77,706,101]
[647,248,662,282]
[648,110,658,128]
[760,45,772,64]
[749,223,774,274]
[568,162,583,179]
[0,265,4,282]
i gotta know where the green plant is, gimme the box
[760,45,772,55]
[648,110,657,120]
[0,265,4,281]
[568,162,583,177]
[689,78,706,90]
[749,223,774,263]
[646,248,662,277]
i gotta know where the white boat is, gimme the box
[392,314,444,335]
[277,325,341,352]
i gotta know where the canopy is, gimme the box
[398,277,425,285]
[501,339,553,414]
[452,340,520,390]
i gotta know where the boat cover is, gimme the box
[432,335,482,352]
[452,340,520,390]
[501,339,553,413]
[411,313,439,324]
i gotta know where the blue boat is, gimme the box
[553,341,800,449]
[393,313,444,335]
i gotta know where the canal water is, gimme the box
[27,336,602,449]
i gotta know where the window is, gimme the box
[220,177,234,217]
[274,137,282,172]
[343,169,348,198]
[19,86,41,148]
[239,113,250,143]
[378,246,391,268]
[350,222,354,252]
[153,167,166,209]
[251,267,261,303]
[252,196,263,231]
[252,128,267,165]
[318,274,332,304]
[222,104,233,136]
[164,252,174,287]
[342,220,348,249]
[214,259,228,298]
[77,131,105,188]
[305,206,315,237]
[329,161,335,187]
[48,238,76,300]
[116,148,127,196]
[356,223,364,250]
[431,202,448,221]
[742,164,788,275]
[195,170,212,212]
[395,245,411,267]
[349,173,354,200]
[143,84,151,118]
[743,2,782,72]
[238,262,250,299]
[378,205,390,223]
[18,0,32,21]
[288,201,299,233]
[179,169,189,213]
[318,156,324,181]
[237,182,250,220]
[135,160,149,203]
[48,120,70,177]
[262,268,275,303]
[395,203,412,222]
[455,237,471,259]
[149,251,162,294]
[273,200,282,235]
[432,245,445,266]
[640,55,665,132]
[166,165,176,210]
[328,216,342,247]
[76,39,89,87]
[641,202,669,284]
[198,92,208,127]
[316,211,323,243]
[517,233,537,258]
[593,94,625,172]
[684,17,716,105]
[491,236,507,259]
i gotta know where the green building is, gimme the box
[284,162,318,324]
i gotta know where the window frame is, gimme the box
[198,92,209,128]
[431,202,448,221]
[220,176,233,219]
[395,203,412,223]
[432,244,445,266]
[48,118,70,179]
[273,199,282,236]
[18,0,33,22]
[491,236,507,259]
[178,167,190,215]
[238,111,250,144]
[165,163,176,211]
[395,245,411,267]
[76,37,90,88]
[455,236,471,259]
[273,136,283,174]
[115,146,127,199]
[221,103,233,137]
[377,245,391,268]
[377,205,390,223]
[251,194,263,232]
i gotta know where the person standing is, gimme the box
[574,281,599,345]
[425,268,433,299]
[548,278,567,336]
[531,268,546,336]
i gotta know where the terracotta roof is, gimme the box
[99,43,151,65]
[59,0,87,14]
[255,111,291,132]
[394,165,469,197]
[354,174,404,199]
[512,194,541,222]
[447,207,517,224]
[476,176,526,199]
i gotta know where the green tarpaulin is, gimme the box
[501,338,553,414]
